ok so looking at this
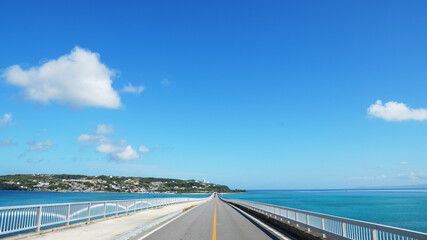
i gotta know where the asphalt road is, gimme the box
[139,194,289,240]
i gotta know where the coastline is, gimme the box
[0,189,215,195]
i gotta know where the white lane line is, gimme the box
[228,203,291,240]
[136,201,208,240]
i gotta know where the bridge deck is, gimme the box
[135,195,290,240]
[6,195,291,240]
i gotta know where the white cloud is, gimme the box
[96,124,114,135]
[116,146,139,161]
[397,171,418,180]
[350,174,387,181]
[139,145,149,153]
[78,124,141,161]
[161,78,172,86]
[28,140,52,152]
[2,47,121,109]
[0,137,16,146]
[400,161,409,165]
[377,174,387,180]
[397,171,427,180]
[97,143,139,161]
[368,100,427,121]
[122,83,144,94]
[77,134,108,145]
[78,124,113,144]
[0,113,12,126]
[96,144,121,153]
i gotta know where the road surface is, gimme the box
[136,194,290,240]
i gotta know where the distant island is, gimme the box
[0,174,246,194]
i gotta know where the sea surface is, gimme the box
[221,190,427,233]
[0,190,209,207]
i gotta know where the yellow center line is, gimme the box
[212,199,217,240]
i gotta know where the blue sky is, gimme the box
[1,0,427,189]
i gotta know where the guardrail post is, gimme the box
[126,201,129,214]
[115,201,118,216]
[36,206,42,232]
[103,202,106,218]
[87,203,91,222]
[342,222,347,237]
[296,213,299,227]
[306,214,311,232]
[66,204,70,225]
[371,229,378,240]
[134,200,136,212]
[286,210,290,223]
[321,217,326,238]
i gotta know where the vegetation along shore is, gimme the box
[0,174,246,194]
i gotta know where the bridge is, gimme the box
[1,193,426,240]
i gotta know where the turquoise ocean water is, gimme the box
[0,190,209,207]
[221,190,427,233]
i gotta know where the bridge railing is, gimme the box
[222,198,427,240]
[0,196,205,237]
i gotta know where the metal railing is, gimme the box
[0,196,206,237]
[222,198,427,240]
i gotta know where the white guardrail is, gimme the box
[0,196,206,237]
[222,198,427,240]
